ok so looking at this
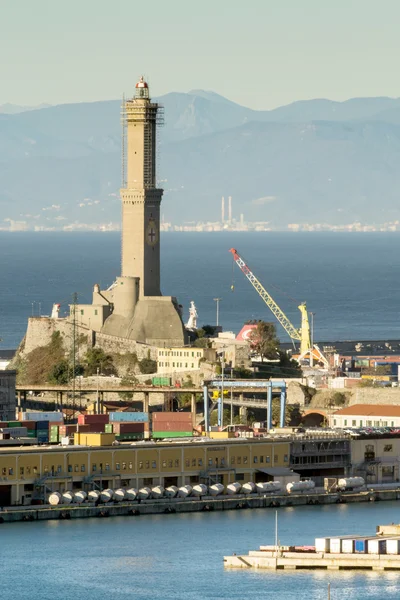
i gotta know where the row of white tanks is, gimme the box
[48,480,294,505]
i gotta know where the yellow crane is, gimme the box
[229,248,327,366]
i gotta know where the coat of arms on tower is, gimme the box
[146,217,158,247]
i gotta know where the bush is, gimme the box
[139,358,157,374]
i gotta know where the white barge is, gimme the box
[224,524,400,571]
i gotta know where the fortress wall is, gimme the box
[95,333,155,360]
[350,387,400,405]
[22,317,73,356]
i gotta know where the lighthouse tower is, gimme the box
[121,76,163,296]
[98,76,186,346]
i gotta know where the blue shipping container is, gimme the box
[109,412,149,423]
[36,421,50,430]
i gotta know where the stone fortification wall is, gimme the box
[20,317,156,361]
[22,317,73,356]
[350,387,400,406]
[94,332,155,360]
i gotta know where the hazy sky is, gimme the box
[1,0,399,110]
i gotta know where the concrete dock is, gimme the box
[2,487,400,525]
[224,549,400,571]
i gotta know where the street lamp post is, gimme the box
[213,297,222,328]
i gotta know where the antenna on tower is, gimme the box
[121,93,127,187]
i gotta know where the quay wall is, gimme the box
[1,488,400,525]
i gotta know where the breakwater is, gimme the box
[2,488,400,524]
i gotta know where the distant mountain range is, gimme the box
[1,91,400,228]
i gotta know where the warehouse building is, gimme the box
[330,405,400,429]
[0,437,290,506]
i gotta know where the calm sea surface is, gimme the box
[1,231,400,348]
[3,502,400,599]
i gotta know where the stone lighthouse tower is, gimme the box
[121,76,162,296]
[99,76,187,346]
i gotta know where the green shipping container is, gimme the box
[152,431,193,439]
[151,377,171,387]
[8,421,21,427]
[105,424,113,433]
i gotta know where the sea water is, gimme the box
[1,231,400,348]
[2,502,400,599]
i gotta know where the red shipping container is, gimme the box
[112,422,146,434]
[59,424,77,436]
[78,414,109,425]
[20,421,38,431]
[153,421,193,432]
[152,412,192,422]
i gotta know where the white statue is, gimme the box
[186,301,198,330]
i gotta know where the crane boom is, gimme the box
[229,248,302,342]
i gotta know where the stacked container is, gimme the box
[152,412,193,438]
[109,412,149,423]
[112,422,146,441]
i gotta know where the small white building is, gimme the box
[330,404,400,429]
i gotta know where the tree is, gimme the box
[249,321,279,360]
[331,391,346,406]
[83,348,116,376]
[119,373,139,400]
[139,357,157,374]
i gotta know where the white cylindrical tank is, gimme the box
[126,488,138,501]
[257,481,282,494]
[73,491,87,504]
[178,485,192,498]
[165,486,178,498]
[337,477,365,490]
[192,484,208,497]
[62,491,73,504]
[113,488,126,502]
[209,483,224,496]
[242,482,256,494]
[138,487,151,500]
[227,482,242,495]
[49,492,61,506]
[101,488,113,503]
[88,490,100,502]
[286,480,315,494]
[151,486,165,499]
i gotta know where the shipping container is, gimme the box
[109,412,149,423]
[105,423,113,433]
[152,412,192,422]
[152,422,193,433]
[112,422,146,434]
[77,414,109,425]
[115,433,144,441]
[36,421,50,430]
[152,377,172,386]
[152,431,193,438]
[59,424,77,436]
[21,412,63,422]
[7,421,21,427]
[0,427,28,437]
[74,432,115,446]
[20,421,37,430]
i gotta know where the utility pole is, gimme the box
[310,312,315,367]
[71,293,78,415]
[220,352,225,428]
[213,297,222,327]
